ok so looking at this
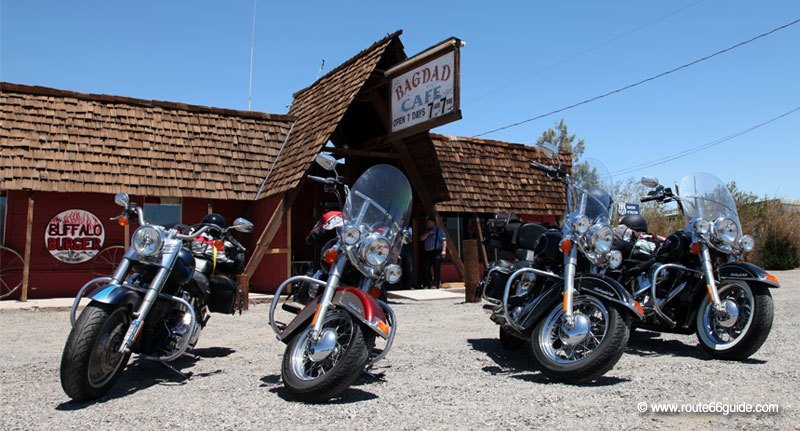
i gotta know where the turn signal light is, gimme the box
[376,319,390,335]
[690,242,701,254]
[765,273,779,284]
[562,291,568,312]
[633,300,644,315]
[117,216,129,227]
[214,239,224,250]
[324,248,339,265]
[559,239,572,254]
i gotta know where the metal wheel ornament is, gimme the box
[538,296,610,364]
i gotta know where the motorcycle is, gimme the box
[268,153,407,402]
[481,144,643,383]
[60,193,253,401]
[611,173,778,359]
[288,208,344,307]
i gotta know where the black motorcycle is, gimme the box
[611,174,778,359]
[480,147,642,383]
[60,193,253,401]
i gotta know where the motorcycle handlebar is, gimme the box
[308,175,336,185]
[640,195,659,203]
[176,225,211,241]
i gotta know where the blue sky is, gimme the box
[2,1,798,198]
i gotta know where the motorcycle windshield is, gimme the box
[679,173,740,226]
[571,158,614,223]
[343,164,412,246]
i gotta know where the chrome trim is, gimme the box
[368,300,397,365]
[480,265,512,306]
[501,267,562,331]
[70,276,115,326]
[268,275,326,337]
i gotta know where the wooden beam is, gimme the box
[474,214,489,265]
[20,191,34,302]
[462,239,480,303]
[322,146,400,159]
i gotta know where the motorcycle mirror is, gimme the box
[231,217,254,233]
[114,192,130,208]
[314,153,338,171]
[537,142,559,159]
[640,176,660,188]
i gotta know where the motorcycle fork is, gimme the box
[562,247,578,327]
[310,254,347,342]
[119,248,179,353]
[699,243,724,313]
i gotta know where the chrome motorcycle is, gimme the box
[60,193,253,401]
[482,145,642,383]
[612,173,777,359]
[269,154,407,402]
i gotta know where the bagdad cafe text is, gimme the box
[387,37,463,134]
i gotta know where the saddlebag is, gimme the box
[481,259,513,301]
[208,275,240,314]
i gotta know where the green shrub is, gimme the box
[759,230,799,270]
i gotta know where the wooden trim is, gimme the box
[322,146,400,159]
[20,191,34,302]
[262,248,290,255]
[474,214,488,265]
[286,207,292,282]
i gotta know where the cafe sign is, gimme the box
[45,209,105,264]
[387,37,462,134]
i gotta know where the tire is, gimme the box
[695,281,773,360]
[499,326,526,350]
[281,308,373,402]
[60,303,132,401]
[530,296,630,383]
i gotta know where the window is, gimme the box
[0,192,6,245]
[144,197,181,227]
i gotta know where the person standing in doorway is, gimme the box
[420,217,446,289]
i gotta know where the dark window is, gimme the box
[0,192,6,245]
[144,198,181,227]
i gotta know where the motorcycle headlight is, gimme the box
[132,225,164,256]
[739,234,755,252]
[574,216,591,235]
[608,250,623,269]
[342,226,361,246]
[359,234,391,266]
[385,264,402,284]
[693,218,710,235]
[713,217,738,244]
[588,224,613,254]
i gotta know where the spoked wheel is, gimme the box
[696,281,773,360]
[531,295,629,383]
[60,303,132,401]
[0,246,24,300]
[90,246,126,280]
[282,308,373,402]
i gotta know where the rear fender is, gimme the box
[87,284,142,310]
[277,287,391,343]
[576,275,644,319]
[718,261,780,288]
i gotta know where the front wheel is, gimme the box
[531,295,630,383]
[60,303,132,401]
[695,281,773,360]
[281,308,373,402]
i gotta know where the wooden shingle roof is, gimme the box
[0,83,295,200]
[431,134,570,215]
[262,31,403,197]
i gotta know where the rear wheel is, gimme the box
[531,295,629,383]
[60,303,132,401]
[696,281,773,360]
[281,308,373,402]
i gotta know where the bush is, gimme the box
[749,203,800,270]
[759,230,799,270]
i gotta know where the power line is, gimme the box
[247,0,258,110]
[464,0,707,106]
[472,17,800,138]
[612,105,800,176]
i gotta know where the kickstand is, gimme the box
[157,360,192,380]
[362,366,386,380]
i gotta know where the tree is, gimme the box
[536,119,585,161]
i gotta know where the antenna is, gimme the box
[247,0,258,110]
[316,59,325,79]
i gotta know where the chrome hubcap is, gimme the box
[88,308,129,388]
[539,296,609,364]
[717,299,740,328]
[308,328,338,362]
[289,309,355,381]
[700,283,754,347]
[559,314,590,346]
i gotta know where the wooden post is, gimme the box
[474,214,488,265]
[20,191,34,302]
[462,239,480,302]
[285,207,292,295]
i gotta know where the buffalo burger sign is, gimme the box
[45,209,105,264]
[387,37,462,134]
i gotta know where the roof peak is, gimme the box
[0,82,295,122]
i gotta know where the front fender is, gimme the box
[718,261,780,288]
[87,284,142,309]
[277,287,391,343]
[576,275,644,319]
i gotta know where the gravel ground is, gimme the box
[1,269,798,430]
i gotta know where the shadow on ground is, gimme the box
[56,347,235,410]
[468,337,630,387]
[625,329,767,364]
